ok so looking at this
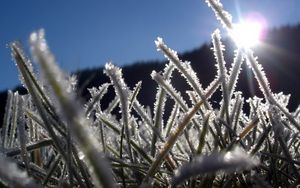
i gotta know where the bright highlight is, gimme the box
[230,21,263,48]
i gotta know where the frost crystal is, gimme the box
[206,0,233,29]
[228,49,244,99]
[212,29,227,79]
[171,147,259,187]
[151,70,188,111]
[246,50,272,101]
[155,37,210,109]
[10,42,36,88]
[4,0,300,186]
[104,62,134,162]
[0,155,40,187]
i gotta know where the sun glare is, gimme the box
[230,21,263,48]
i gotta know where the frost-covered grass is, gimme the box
[1,0,300,187]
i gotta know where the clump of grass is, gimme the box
[1,0,300,187]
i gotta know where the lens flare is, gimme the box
[230,20,263,48]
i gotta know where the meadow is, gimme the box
[0,0,299,187]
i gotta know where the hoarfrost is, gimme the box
[228,49,244,99]
[0,155,41,187]
[205,0,233,29]
[151,70,188,111]
[171,147,259,187]
[155,37,210,109]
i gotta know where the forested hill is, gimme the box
[1,24,300,123]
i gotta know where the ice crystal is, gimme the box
[151,62,175,156]
[212,29,227,80]
[164,103,180,138]
[104,63,134,162]
[66,74,78,93]
[171,147,258,187]
[155,37,210,110]
[228,49,244,99]
[0,155,41,187]
[10,42,36,89]
[3,0,300,186]
[1,90,13,148]
[272,92,291,108]
[205,0,233,29]
[86,83,110,117]
[212,29,230,120]
[30,30,65,86]
[246,50,272,101]
[151,70,188,111]
[132,101,154,130]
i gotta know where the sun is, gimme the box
[230,20,263,48]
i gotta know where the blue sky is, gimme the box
[1,0,300,91]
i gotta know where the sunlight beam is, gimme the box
[230,20,263,48]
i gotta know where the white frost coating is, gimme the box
[5,0,300,185]
[67,74,78,93]
[133,100,154,133]
[171,147,259,187]
[88,83,110,99]
[273,92,291,108]
[203,77,221,98]
[8,92,20,148]
[10,42,36,88]
[154,37,210,109]
[152,62,175,154]
[154,37,164,51]
[29,29,68,89]
[212,30,231,119]
[96,111,122,150]
[29,30,115,188]
[164,103,180,138]
[29,29,74,111]
[246,96,266,126]
[86,83,110,116]
[0,155,41,187]
[103,63,134,151]
[105,96,119,114]
[104,63,130,102]
[223,147,253,165]
[246,50,272,101]
[155,37,179,62]
[104,63,130,116]
[1,90,13,148]
[104,62,134,162]
[151,70,188,112]
[206,0,233,29]
[30,30,48,57]
[228,49,244,99]
[212,29,227,80]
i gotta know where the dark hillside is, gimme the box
[1,24,300,123]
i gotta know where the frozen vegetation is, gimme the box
[1,0,300,187]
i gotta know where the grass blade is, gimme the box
[143,99,204,182]
[0,156,42,187]
[1,90,13,148]
[155,37,211,110]
[171,147,258,187]
[30,30,116,188]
